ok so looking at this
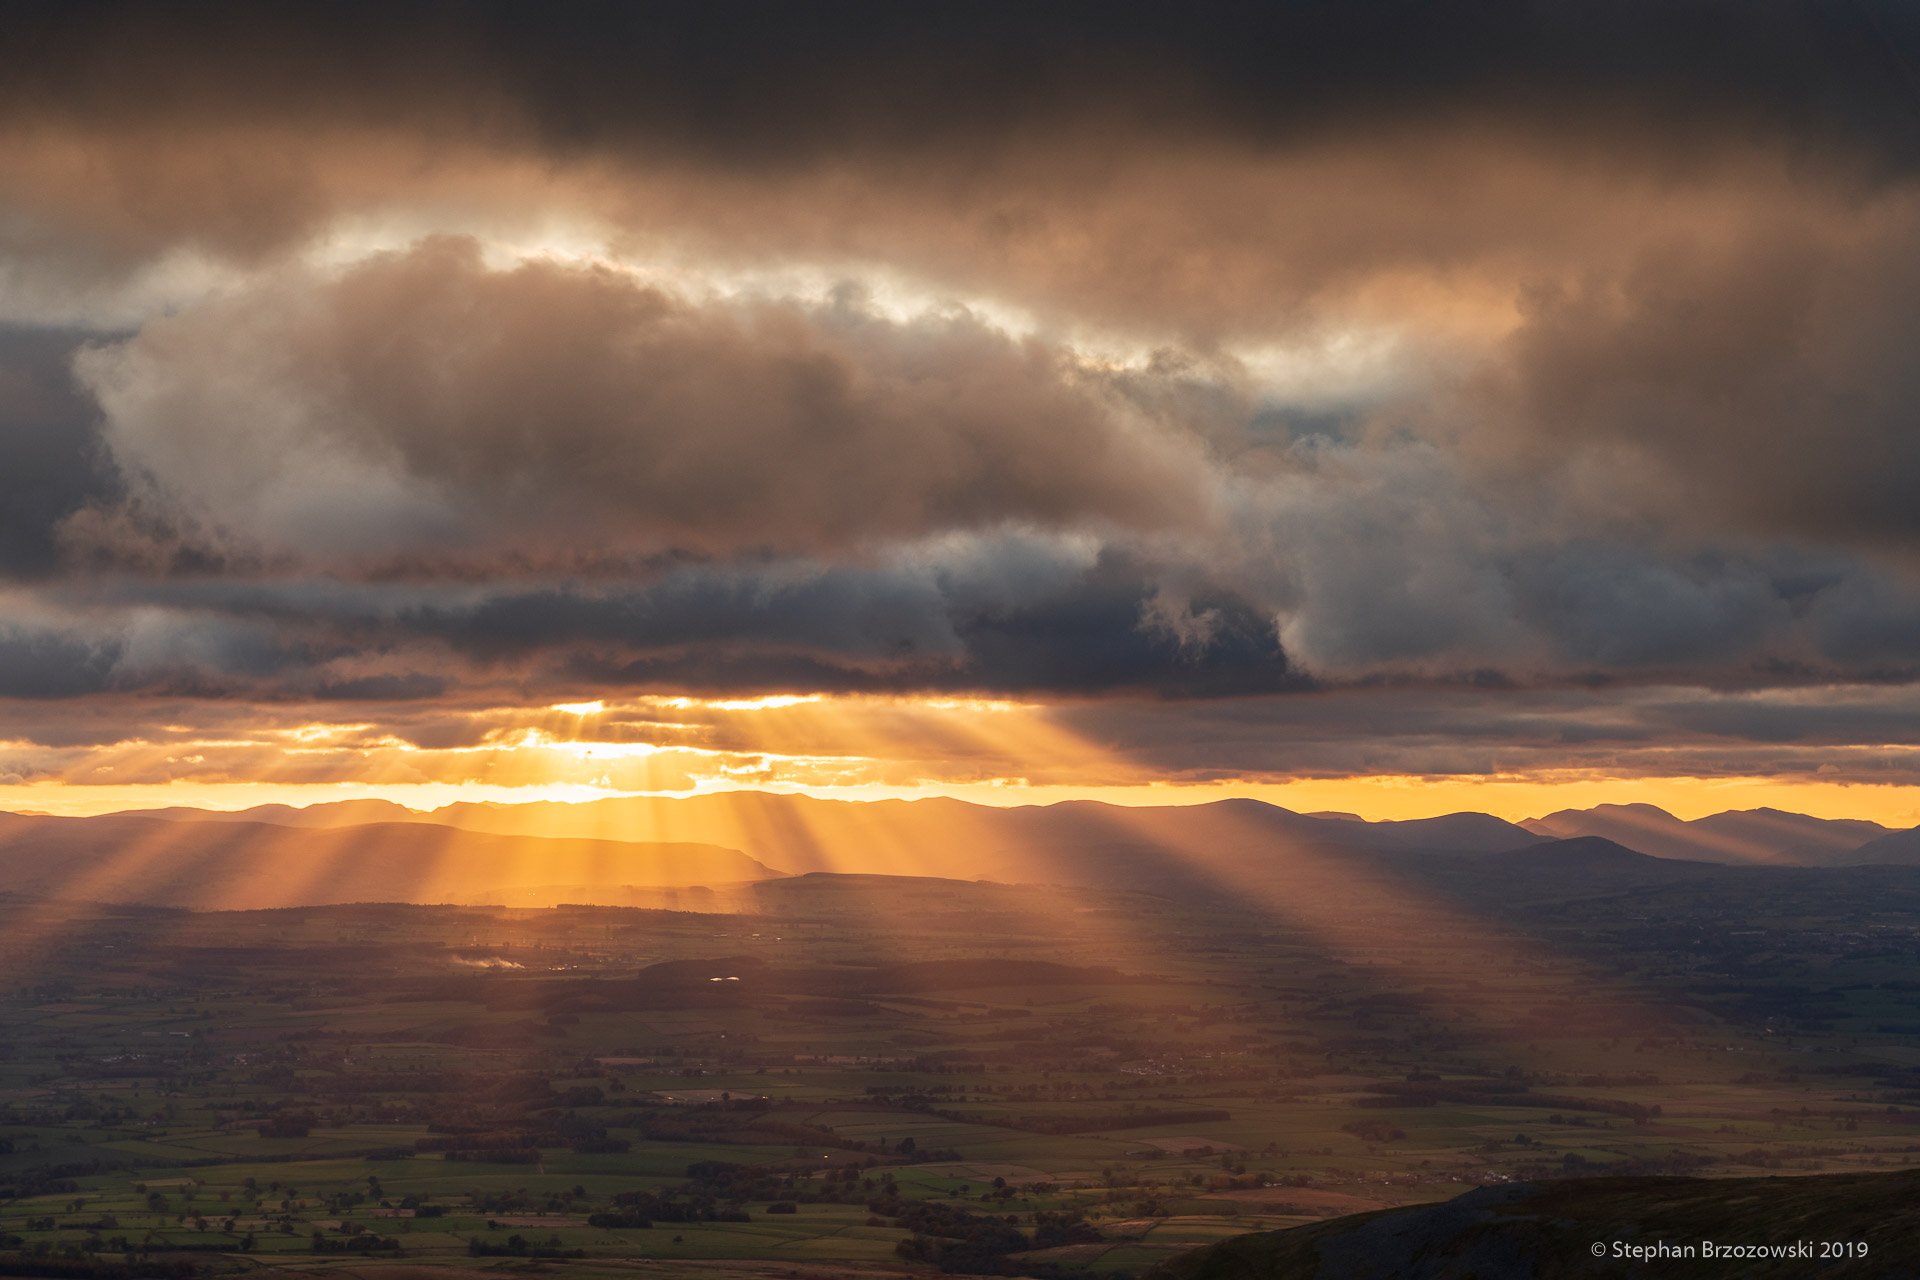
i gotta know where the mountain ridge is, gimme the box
[1523,801,1894,865]
[80,792,1919,869]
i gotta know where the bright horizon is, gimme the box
[8,774,1920,828]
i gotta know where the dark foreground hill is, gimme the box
[1148,1168,1920,1279]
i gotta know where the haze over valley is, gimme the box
[9,793,1920,911]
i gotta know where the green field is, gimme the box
[5,868,1920,1277]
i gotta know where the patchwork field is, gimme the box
[5,862,1920,1277]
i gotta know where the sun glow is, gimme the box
[651,694,825,712]
[7,694,1920,825]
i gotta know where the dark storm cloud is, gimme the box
[1804,572,1920,666]
[1188,444,1840,680]
[1047,683,1920,786]
[0,627,117,699]
[946,558,1298,697]
[0,541,1292,701]
[408,565,967,667]
[12,2,1918,168]
[2,1,1915,345]
[25,527,1920,708]
[0,326,117,577]
[0,604,427,703]
[1488,211,1920,551]
[541,552,1290,694]
[1504,544,1794,671]
[388,549,1299,697]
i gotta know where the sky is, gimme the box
[6,1,1920,822]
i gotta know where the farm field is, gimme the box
[5,863,1920,1277]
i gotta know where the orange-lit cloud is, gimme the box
[5,688,1920,828]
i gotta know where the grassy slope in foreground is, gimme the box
[1148,1168,1920,1279]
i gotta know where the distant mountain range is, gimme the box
[0,792,1913,909]
[115,791,1549,861]
[117,791,1917,867]
[1522,802,1890,865]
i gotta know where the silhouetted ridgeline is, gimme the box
[1148,1168,1920,1278]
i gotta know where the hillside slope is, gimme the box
[1524,803,1889,866]
[1843,826,1920,865]
[1148,1168,1919,1278]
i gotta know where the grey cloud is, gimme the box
[14,3,1886,157]
[404,545,1298,697]
[1505,545,1794,670]
[1488,205,1920,550]
[1050,682,1920,785]
[411,562,971,667]
[0,627,119,699]
[0,606,426,703]
[8,536,1294,699]
[0,326,118,577]
[1,3,1915,353]
[1804,572,1920,666]
[1164,435,1920,684]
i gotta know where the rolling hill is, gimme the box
[1523,803,1889,865]
[1840,825,1920,865]
[1149,1167,1919,1278]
